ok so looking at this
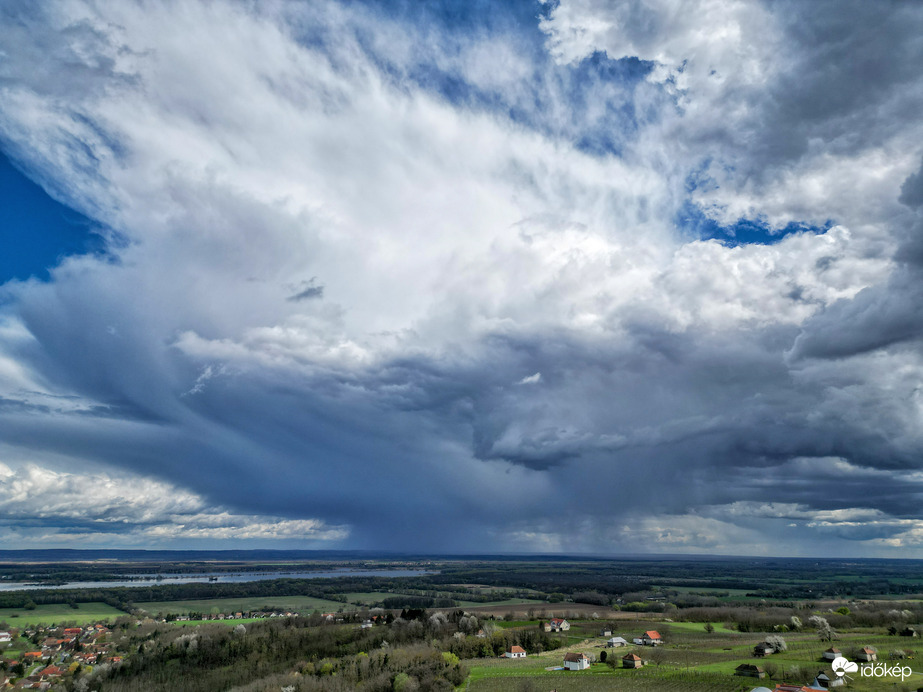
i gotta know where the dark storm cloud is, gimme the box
[286,279,324,302]
[900,157,923,210]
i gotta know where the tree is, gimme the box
[649,647,669,666]
[808,615,835,642]
[790,616,802,631]
[704,622,715,634]
[765,635,787,652]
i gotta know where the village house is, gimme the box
[735,663,766,679]
[505,645,526,659]
[822,646,840,661]
[640,630,662,646]
[856,646,877,661]
[606,636,628,648]
[0,632,10,643]
[39,665,64,678]
[563,652,590,670]
[545,618,570,632]
[622,653,643,669]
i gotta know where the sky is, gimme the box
[1,0,923,557]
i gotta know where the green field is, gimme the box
[462,619,923,692]
[668,621,739,634]
[342,591,546,608]
[172,617,269,627]
[342,592,395,605]
[136,595,351,616]
[0,602,125,627]
[456,598,546,608]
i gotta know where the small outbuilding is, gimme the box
[857,646,877,662]
[822,647,841,661]
[753,642,775,657]
[622,653,643,669]
[606,636,629,648]
[735,663,766,679]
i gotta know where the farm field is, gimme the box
[0,602,124,626]
[136,595,351,616]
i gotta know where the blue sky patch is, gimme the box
[0,150,105,284]
[677,201,833,246]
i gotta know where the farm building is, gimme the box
[563,652,590,670]
[606,636,628,647]
[754,642,776,657]
[857,646,877,661]
[505,645,526,659]
[822,647,840,661]
[814,671,845,688]
[640,630,662,646]
[736,663,766,679]
[622,653,644,669]
[900,626,917,637]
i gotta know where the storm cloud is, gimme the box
[0,0,922,555]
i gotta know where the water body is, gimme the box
[0,568,433,592]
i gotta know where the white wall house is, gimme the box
[505,646,526,659]
[563,652,589,670]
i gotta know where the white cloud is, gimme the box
[0,462,347,545]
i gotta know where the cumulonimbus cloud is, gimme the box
[0,0,921,554]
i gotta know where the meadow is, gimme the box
[136,594,351,617]
[0,601,124,626]
[461,616,923,692]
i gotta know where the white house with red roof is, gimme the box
[641,630,663,646]
[505,645,526,658]
[545,618,570,632]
